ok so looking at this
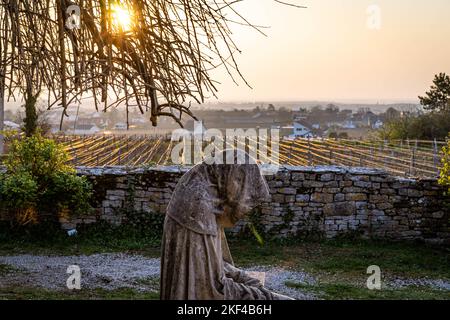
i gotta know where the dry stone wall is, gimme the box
[69,166,450,244]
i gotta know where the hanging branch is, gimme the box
[0,0,305,129]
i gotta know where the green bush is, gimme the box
[0,171,38,210]
[0,134,93,225]
[42,172,93,216]
[379,112,450,140]
[4,134,74,177]
[439,139,450,194]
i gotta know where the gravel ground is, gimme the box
[242,266,317,300]
[389,278,450,291]
[1,254,449,299]
[0,254,161,292]
[0,254,316,299]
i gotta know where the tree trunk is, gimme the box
[24,94,38,137]
[0,4,5,155]
[0,88,4,154]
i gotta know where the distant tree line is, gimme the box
[378,73,450,140]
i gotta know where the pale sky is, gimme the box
[209,0,450,103]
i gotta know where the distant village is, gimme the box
[2,102,420,140]
[179,103,418,140]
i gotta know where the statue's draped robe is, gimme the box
[160,162,288,300]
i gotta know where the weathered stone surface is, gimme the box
[320,173,335,182]
[303,180,324,188]
[271,194,285,203]
[355,202,368,210]
[408,189,423,198]
[324,202,356,216]
[296,194,310,202]
[346,193,367,201]
[292,173,305,181]
[354,181,372,188]
[322,188,341,194]
[311,193,334,203]
[432,211,445,219]
[279,188,297,195]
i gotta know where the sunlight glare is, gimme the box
[111,4,133,32]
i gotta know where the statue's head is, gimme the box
[204,150,271,228]
[166,149,271,235]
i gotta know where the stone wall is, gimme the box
[70,166,449,244]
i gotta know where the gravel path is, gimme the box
[0,254,316,299]
[389,278,450,291]
[0,254,161,292]
[242,266,317,300]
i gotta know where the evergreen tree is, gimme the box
[419,73,450,113]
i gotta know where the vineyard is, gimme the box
[3,134,445,178]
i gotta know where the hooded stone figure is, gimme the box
[160,151,293,300]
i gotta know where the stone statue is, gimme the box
[160,153,294,300]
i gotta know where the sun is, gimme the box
[111,4,133,32]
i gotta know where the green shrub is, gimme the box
[439,139,450,194]
[42,172,92,216]
[0,171,38,210]
[4,134,74,177]
[379,112,450,140]
[0,134,93,225]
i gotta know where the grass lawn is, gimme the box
[0,226,449,300]
[229,239,450,300]
[229,239,450,279]
[284,282,449,300]
[0,287,159,300]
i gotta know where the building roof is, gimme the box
[74,124,99,130]
[294,120,314,129]
[3,121,20,129]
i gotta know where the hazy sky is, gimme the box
[208,0,450,103]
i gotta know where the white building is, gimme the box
[373,120,384,129]
[342,120,356,129]
[289,121,314,138]
[3,121,21,130]
[114,122,127,130]
[70,124,101,135]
